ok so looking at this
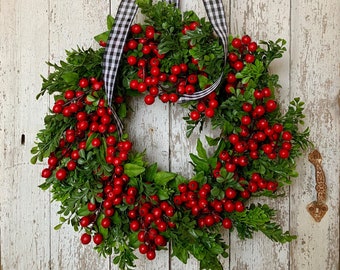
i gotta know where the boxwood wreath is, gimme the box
[31,1,311,269]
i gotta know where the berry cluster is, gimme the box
[42,77,122,180]
[123,22,216,105]
[174,181,235,230]
[128,197,176,260]
[40,77,139,246]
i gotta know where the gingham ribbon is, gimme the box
[178,0,228,102]
[103,0,227,132]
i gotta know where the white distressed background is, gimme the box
[0,0,339,269]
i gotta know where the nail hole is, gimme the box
[21,134,25,145]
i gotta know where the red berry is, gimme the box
[80,216,91,227]
[244,54,255,63]
[139,243,148,254]
[223,200,235,212]
[226,73,237,83]
[101,217,111,228]
[131,24,142,34]
[254,89,264,100]
[205,108,215,118]
[231,38,242,48]
[179,63,188,72]
[130,220,140,231]
[190,110,200,121]
[144,94,155,105]
[87,202,97,211]
[93,233,103,245]
[169,93,179,103]
[225,188,237,199]
[233,61,244,71]
[41,168,52,178]
[248,42,258,52]
[80,233,91,245]
[266,100,277,112]
[154,235,166,246]
[146,250,156,260]
[225,163,236,173]
[159,93,169,103]
[262,87,271,97]
[222,218,233,229]
[279,148,290,159]
[242,102,253,112]
[64,90,75,100]
[241,35,251,45]
[241,115,252,125]
[187,74,198,84]
[127,55,137,66]
[229,134,239,144]
[78,78,89,88]
[55,168,67,181]
[228,52,238,62]
[282,131,293,141]
[235,201,245,212]
[127,40,138,50]
[171,65,181,75]
[67,160,77,171]
[91,138,101,147]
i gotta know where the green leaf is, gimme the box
[128,232,140,249]
[157,188,170,200]
[77,205,92,216]
[54,223,63,230]
[94,32,109,43]
[123,163,145,177]
[205,136,219,146]
[196,138,207,159]
[61,72,78,84]
[107,15,115,30]
[154,171,177,186]
[145,163,158,181]
[38,181,51,190]
[30,155,38,164]
[190,154,210,172]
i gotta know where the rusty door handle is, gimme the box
[306,149,328,222]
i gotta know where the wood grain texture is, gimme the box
[47,1,111,269]
[0,0,51,269]
[289,0,340,269]
[0,0,339,269]
[229,1,291,269]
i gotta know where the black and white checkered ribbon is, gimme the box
[178,0,228,102]
[103,0,227,133]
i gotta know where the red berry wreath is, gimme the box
[31,1,311,269]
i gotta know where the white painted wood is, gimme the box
[169,2,230,270]
[47,1,110,269]
[0,0,51,269]
[229,1,292,269]
[0,0,339,269]
[289,0,340,270]
[122,2,171,269]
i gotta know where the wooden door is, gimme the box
[0,0,339,269]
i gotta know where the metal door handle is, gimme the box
[306,149,328,222]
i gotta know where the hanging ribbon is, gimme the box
[178,0,228,102]
[103,0,228,133]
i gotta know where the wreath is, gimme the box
[31,1,311,269]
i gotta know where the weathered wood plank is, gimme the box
[0,0,339,270]
[229,1,292,269]
[47,1,111,269]
[289,0,340,269]
[121,1,171,268]
[169,1,230,269]
[0,0,51,269]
